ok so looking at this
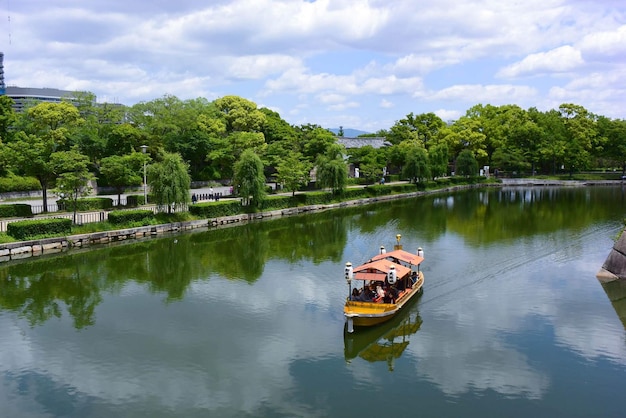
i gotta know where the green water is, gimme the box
[1,186,625,417]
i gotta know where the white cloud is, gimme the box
[497,46,585,78]
[425,84,538,103]
[2,0,625,130]
[379,99,394,108]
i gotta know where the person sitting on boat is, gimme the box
[384,285,399,303]
[411,271,418,284]
[350,288,361,301]
[358,285,375,302]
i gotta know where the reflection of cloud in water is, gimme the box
[0,261,343,416]
[405,240,625,398]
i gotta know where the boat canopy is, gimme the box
[352,259,413,282]
[369,249,423,266]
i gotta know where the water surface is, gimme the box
[1,186,625,417]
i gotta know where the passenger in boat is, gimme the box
[350,288,361,301]
[384,285,399,303]
[411,271,418,284]
[359,285,375,302]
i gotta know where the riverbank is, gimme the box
[0,183,497,263]
[0,179,623,264]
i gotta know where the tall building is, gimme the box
[0,52,5,95]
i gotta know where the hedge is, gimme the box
[57,197,114,212]
[107,209,155,225]
[188,200,242,218]
[0,204,33,219]
[0,174,41,193]
[7,218,72,240]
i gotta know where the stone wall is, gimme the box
[597,230,626,282]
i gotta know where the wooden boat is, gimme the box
[343,234,424,333]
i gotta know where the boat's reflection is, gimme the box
[344,298,422,371]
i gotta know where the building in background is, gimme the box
[4,86,86,113]
[0,51,96,112]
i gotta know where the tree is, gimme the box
[403,145,430,183]
[275,153,311,196]
[100,153,145,204]
[51,149,96,224]
[428,143,449,179]
[233,149,267,206]
[316,143,348,194]
[7,102,83,212]
[148,152,191,213]
[456,149,479,177]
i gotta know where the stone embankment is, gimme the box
[0,188,441,263]
[597,230,626,283]
[0,180,622,264]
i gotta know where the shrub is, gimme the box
[0,204,33,218]
[0,174,41,193]
[108,209,155,225]
[57,197,114,212]
[188,200,242,218]
[7,218,72,240]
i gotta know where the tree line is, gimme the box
[0,93,624,213]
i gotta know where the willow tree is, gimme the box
[316,143,347,195]
[148,152,191,213]
[233,149,266,207]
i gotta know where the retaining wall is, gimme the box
[597,230,626,283]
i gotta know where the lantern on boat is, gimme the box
[380,246,386,254]
[345,262,353,282]
[345,262,353,298]
[387,265,397,285]
[417,247,423,274]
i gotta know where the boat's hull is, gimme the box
[344,272,424,332]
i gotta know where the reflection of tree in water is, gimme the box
[0,258,102,329]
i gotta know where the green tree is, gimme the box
[428,143,449,179]
[234,149,267,207]
[7,102,83,212]
[403,144,430,183]
[148,152,191,213]
[316,143,348,194]
[456,149,479,177]
[51,149,96,224]
[275,153,310,196]
[0,95,15,143]
[100,153,145,204]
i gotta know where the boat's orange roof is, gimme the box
[352,259,412,281]
[369,249,423,266]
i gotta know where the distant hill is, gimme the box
[329,128,371,137]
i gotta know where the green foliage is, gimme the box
[403,145,431,183]
[0,204,34,218]
[316,143,348,194]
[234,149,267,206]
[456,150,479,177]
[52,149,96,223]
[275,153,311,196]
[0,174,41,192]
[108,209,155,225]
[7,218,72,240]
[148,152,191,213]
[188,200,242,218]
[57,197,113,212]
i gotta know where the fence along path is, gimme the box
[0,204,189,233]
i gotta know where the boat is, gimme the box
[343,234,424,333]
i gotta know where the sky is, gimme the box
[0,0,624,132]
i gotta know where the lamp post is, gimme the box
[141,145,148,204]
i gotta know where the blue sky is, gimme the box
[1,0,624,132]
